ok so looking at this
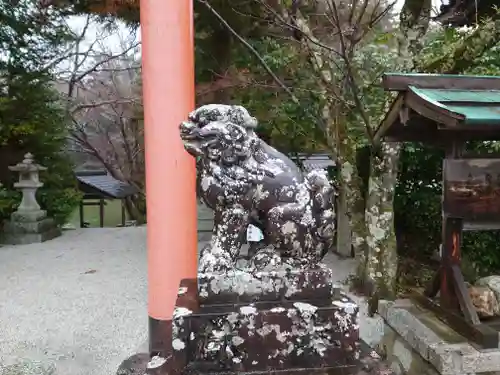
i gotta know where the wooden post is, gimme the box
[141,0,197,357]
[79,200,84,228]
[440,141,463,311]
[121,199,126,226]
[99,199,105,228]
[440,215,462,310]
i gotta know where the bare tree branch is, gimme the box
[54,20,146,221]
[197,0,301,106]
[257,0,344,58]
[328,0,373,140]
[72,42,140,84]
[70,98,139,114]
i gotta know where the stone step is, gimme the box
[123,341,396,375]
[197,265,339,304]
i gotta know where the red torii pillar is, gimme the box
[140,0,197,355]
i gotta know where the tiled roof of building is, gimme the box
[75,170,139,199]
[291,153,336,172]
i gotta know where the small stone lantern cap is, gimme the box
[9,153,47,173]
[9,153,46,189]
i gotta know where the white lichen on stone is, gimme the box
[271,307,286,313]
[146,355,167,369]
[232,335,245,346]
[332,300,357,315]
[173,307,192,319]
[212,330,225,340]
[240,305,258,315]
[172,338,186,351]
[293,302,318,316]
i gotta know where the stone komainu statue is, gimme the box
[179,104,336,273]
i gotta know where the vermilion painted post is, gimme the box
[140,0,197,356]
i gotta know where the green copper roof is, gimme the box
[376,73,500,142]
[410,86,500,126]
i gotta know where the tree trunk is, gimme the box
[336,184,352,257]
[364,143,401,313]
[354,0,432,311]
[342,161,366,267]
[333,114,367,265]
[124,195,146,224]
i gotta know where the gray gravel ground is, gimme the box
[0,228,148,375]
[0,228,427,375]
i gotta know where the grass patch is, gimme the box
[68,199,127,228]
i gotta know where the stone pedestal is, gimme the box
[116,266,396,375]
[169,265,370,374]
[379,299,500,375]
[1,153,61,245]
[2,210,61,245]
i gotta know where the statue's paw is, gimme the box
[199,251,232,274]
[284,256,315,269]
[249,246,282,272]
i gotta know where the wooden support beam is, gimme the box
[451,264,480,325]
[412,293,499,348]
[82,201,107,206]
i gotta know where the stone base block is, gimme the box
[4,217,55,234]
[10,209,47,222]
[177,341,395,374]
[172,278,360,374]
[2,216,61,245]
[198,263,338,304]
[379,299,500,374]
[117,345,396,375]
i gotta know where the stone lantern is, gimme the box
[9,153,46,214]
[1,153,61,245]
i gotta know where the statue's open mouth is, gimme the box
[180,121,225,157]
[179,122,201,156]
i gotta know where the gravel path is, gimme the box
[0,228,148,375]
[0,228,426,375]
